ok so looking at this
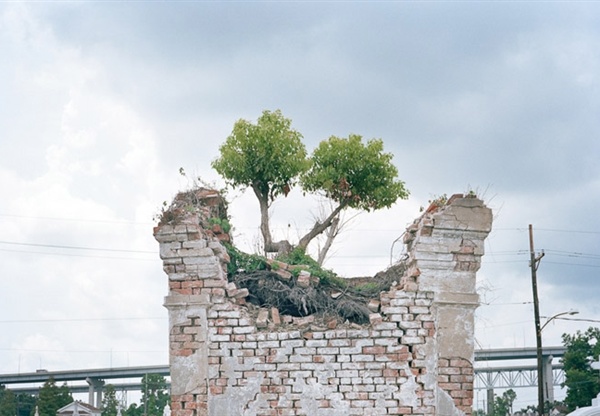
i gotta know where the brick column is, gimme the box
[403,194,492,415]
[154,190,231,416]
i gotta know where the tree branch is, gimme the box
[297,200,348,251]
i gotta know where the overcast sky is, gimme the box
[1,1,600,411]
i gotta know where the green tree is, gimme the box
[101,384,120,416]
[0,386,16,416]
[561,327,600,411]
[212,109,308,253]
[15,393,36,416]
[212,111,409,257]
[491,389,517,416]
[140,374,169,416]
[122,403,142,416]
[298,134,408,251]
[36,378,72,416]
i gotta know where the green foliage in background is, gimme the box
[562,327,600,411]
[36,378,72,416]
[100,385,120,416]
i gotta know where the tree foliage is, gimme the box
[0,386,16,416]
[491,389,516,416]
[101,384,120,416]
[297,134,408,250]
[15,393,36,416]
[212,110,308,252]
[212,110,409,256]
[302,135,407,212]
[561,327,600,411]
[36,378,72,416]
[122,403,142,416]
[139,374,169,416]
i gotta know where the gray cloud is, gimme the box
[1,3,600,407]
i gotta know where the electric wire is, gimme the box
[0,213,152,226]
[0,317,166,323]
[0,240,154,254]
[0,248,157,261]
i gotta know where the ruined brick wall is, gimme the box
[154,190,492,416]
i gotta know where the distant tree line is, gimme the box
[0,374,168,416]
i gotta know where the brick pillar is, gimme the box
[403,194,492,415]
[154,190,231,416]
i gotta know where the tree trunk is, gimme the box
[252,183,274,250]
[317,215,340,266]
[252,183,292,254]
[297,202,347,251]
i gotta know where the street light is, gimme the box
[536,309,579,415]
[540,310,579,333]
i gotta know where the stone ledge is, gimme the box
[164,293,211,307]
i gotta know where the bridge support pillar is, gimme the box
[86,377,105,408]
[487,388,494,415]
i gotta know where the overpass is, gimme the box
[0,365,170,407]
[0,347,567,406]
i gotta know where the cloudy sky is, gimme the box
[1,1,600,411]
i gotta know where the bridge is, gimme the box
[475,346,566,395]
[0,347,566,407]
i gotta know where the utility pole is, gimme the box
[530,224,545,416]
[144,374,148,416]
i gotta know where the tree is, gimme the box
[0,386,16,416]
[122,403,142,416]
[101,384,120,416]
[561,327,600,411]
[212,111,409,257]
[298,134,408,251]
[15,393,36,416]
[491,389,517,416]
[36,378,72,416]
[140,374,169,416]
[212,110,308,253]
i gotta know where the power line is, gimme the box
[544,249,600,260]
[0,240,155,254]
[537,228,600,235]
[0,317,166,324]
[480,301,533,306]
[0,213,152,226]
[544,261,600,268]
[0,248,157,261]
[494,228,600,235]
[0,347,166,353]
[554,317,600,324]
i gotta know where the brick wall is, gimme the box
[154,190,492,416]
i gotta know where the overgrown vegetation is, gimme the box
[224,244,405,325]
[224,243,268,276]
[156,187,229,228]
[276,247,339,283]
[208,217,231,233]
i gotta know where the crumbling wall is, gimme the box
[154,190,492,416]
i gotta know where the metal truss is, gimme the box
[475,365,564,390]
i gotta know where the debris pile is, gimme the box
[226,256,407,326]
